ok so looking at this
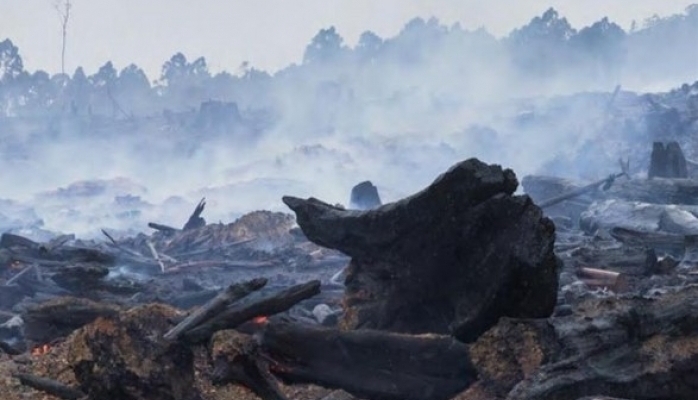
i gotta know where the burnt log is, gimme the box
[183,280,321,343]
[67,303,202,400]
[260,322,477,400]
[525,175,698,214]
[284,158,560,342]
[0,233,40,249]
[487,285,698,400]
[13,373,86,400]
[609,227,685,254]
[50,262,110,292]
[22,297,120,345]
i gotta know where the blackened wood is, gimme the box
[212,356,288,400]
[210,330,288,400]
[40,234,75,253]
[260,322,477,400]
[9,255,70,267]
[0,340,21,355]
[148,222,180,234]
[13,373,85,400]
[183,198,206,230]
[163,278,267,341]
[22,297,120,344]
[0,233,39,249]
[183,280,321,343]
[283,159,560,342]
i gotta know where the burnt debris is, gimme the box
[3,157,698,400]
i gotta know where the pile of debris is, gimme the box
[0,157,697,400]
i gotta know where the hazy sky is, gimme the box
[0,0,695,80]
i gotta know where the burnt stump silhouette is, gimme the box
[283,158,560,342]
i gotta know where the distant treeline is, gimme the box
[0,6,696,120]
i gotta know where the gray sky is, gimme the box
[0,0,695,79]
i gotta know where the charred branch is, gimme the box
[183,198,206,230]
[163,277,267,341]
[13,373,85,400]
[147,222,180,234]
[183,280,321,343]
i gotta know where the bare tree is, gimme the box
[54,0,72,75]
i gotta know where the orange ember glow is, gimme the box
[31,344,51,356]
[252,316,269,324]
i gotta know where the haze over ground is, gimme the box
[0,2,696,237]
[0,0,695,78]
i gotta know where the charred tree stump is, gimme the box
[183,198,206,230]
[349,181,382,210]
[259,322,477,400]
[284,158,560,342]
[649,141,688,179]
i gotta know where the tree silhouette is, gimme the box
[53,0,72,76]
[507,8,576,77]
[303,27,347,64]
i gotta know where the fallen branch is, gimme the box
[40,234,75,253]
[13,373,86,400]
[147,222,180,234]
[146,240,167,273]
[163,278,268,341]
[101,229,150,260]
[5,264,37,286]
[8,254,69,267]
[183,280,321,343]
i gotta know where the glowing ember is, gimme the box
[31,344,51,356]
[252,316,269,324]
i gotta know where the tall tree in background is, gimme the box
[0,39,24,81]
[507,8,576,78]
[54,0,72,76]
[303,27,347,65]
